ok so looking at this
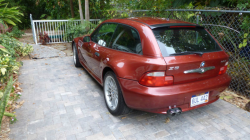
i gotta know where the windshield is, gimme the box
[153,28,222,57]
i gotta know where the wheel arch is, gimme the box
[102,67,115,83]
[102,66,131,113]
[72,40,75,50]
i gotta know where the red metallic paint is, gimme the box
[118,74,230,114]
[73,17,231,114]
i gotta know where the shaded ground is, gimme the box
[29,44,66,59]
[8,57,250,140]
[18,31,73,58]
[221,90,250,112]
[0,116,10,139]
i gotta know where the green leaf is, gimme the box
[0,76,15,130]
[0,48,10,54]
[243,42,247,47]
[2,18,16,26]
[4,112,15,117]
[239,43,243,48]
[244,33,248,38]
[0,68,6,75]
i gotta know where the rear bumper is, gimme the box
[118,74,231,114]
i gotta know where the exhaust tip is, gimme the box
[167,108,182,116]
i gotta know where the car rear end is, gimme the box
[120,23,231,114]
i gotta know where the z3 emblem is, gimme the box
[169,66,179,70]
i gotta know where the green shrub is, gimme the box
[63,20,99,41]
[227,57,250,97]
[6,26,25,38]
[0,33,33,83]
[0,0,23,26]
[0,34,33,57]
[0,76,14,130]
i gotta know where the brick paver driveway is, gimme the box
[9,57,250,140]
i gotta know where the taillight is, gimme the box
[219,62,228,75]
[139,72,173,87]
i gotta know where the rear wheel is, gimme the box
[104,71,131,116]
[73,43,81,67]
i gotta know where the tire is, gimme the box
[73,43,81,67]
[103,71,132,116]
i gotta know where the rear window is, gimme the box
[153,28,222,56]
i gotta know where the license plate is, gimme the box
[190,92,209,107]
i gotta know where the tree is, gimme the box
[70,0,75,18]
[85,0,89,21]
[78,0,84,23]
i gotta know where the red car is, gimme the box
[72,17,231,116]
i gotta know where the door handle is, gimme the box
[183,66,215,74]
[95,52,100,57]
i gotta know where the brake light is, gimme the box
[139,72,173,87]
[219,62,228,75]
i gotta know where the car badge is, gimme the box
[200,61,205,67]
[201,68,205,73]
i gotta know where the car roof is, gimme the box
[106,17,203,29]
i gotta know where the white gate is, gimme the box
[30,14,100,45]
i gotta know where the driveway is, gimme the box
[9,56,250,140]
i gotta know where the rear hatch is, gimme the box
[153,25,229,84]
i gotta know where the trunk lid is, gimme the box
[164,51,229,84]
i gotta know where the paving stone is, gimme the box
[154,130,170,138]
[9,57,250,140]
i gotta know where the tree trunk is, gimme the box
[100,0,104,10]
[85,0,89,21]
[70,0,75,18]
[78,0,84,23]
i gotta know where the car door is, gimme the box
[88,23,118,78]
[78,36,90,67]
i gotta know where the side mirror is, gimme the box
[83,36,90,42]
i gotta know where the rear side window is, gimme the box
[111,25,142,54]
[91,23,117,47]
[153,28,222,56]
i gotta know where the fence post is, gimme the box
[30,14,37,44]
[196,12,200,24]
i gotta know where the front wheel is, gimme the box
[104,71,131,116]
[73,43,81,67]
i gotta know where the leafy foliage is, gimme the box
[64,20,99,41]
[0,0,23,26]
[0,34,33,83]
[5,26,25,38]
[39,32,51,45]
[0,76,14,130]
[7,0,48,29]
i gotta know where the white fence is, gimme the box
[30,14,100,44]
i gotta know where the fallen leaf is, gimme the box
[45,63,48,65]
[16,105,21,109]
[19,100,25,105]
[78,74,81,76]
[121,117,126,119]
[165,118,170,123]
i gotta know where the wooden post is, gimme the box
[78,0,84,23]
[85,0,89,21]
